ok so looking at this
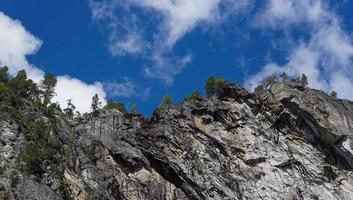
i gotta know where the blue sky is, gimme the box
[0,0,352,116]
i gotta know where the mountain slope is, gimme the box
[1,81,353,199]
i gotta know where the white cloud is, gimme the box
[0,12,44,82]
[54,76,106,113]
[90,0,222,51]
[55,78,106,113]
[254,0,329,28]
[90,0,351,93]
[247,0,353,100]
[0,11,107,113]
[89,0,249,83]
[136,0,221,50]
[330,72,353,100]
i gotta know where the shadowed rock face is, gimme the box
[1,82,353,199]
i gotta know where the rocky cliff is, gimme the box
[1,81,353,199]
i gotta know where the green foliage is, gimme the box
[83,144,96,162]
[23,119,49,142]
[64,99,76,119]
[0,67,62,178]
[18,143,46,175]
[74,111,83,123]
[300,74,308,86]
[18,138,60,176]
[5,70,39,107]
[0,67,59,120]
[11,70,29,95]
[0,192,10,200]
[10,70,28,97]
[82,141,102,163]
[205,76,228,96]
[104,100,126,113]
[205,76,216,95]
[86,192,95,200]
[160,94,173,107]
[185,91,201,102]
[33,98,45,110]
[91,94,102,116]
[0,66,9,83]
[14,69,27,81]
[9,171,19,187]
[44,103,61,120]
[215,77,227,90]
[294,74,308,86]
[330,91,338,98]
[17,114,61,176]
[0,67,58,115]
[0,83,8,99]
[0,159,9,175]
[0,186,10,200]
[40,73,57,106]
[0,165,7,175]
[0,82,9,111]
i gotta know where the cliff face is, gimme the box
[1,82,353,199]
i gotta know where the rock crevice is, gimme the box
[1,82,353,199]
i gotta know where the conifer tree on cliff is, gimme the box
[91,94,102,116]
[40,73,57,106]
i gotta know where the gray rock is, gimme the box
[2,82,353,199]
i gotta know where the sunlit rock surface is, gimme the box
[1,82,353,199]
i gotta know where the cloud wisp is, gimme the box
[0,11,107,113]
[89,0,250,84]
[247,0,353,100]
[103,78,151,99]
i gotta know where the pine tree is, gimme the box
[104,100,126,113]
[215,77,227,90]
[205,76,216,96]
[330,91,338,98]
[300,74,308,87]
[91,94,102,116]
[186,91,200,102]
[40,73,57,106]
[205,76,228,96]
[0,66,9,83]
[11,70,28,90]
[160,94,173,107]
[10,70,29,101]
[64,99,76,119]
[0,66,9,101]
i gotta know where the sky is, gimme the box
[0,0,353,116]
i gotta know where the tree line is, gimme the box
[0,66,339,116]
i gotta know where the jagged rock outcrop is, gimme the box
[256,82,353,167]
[1,81,353,199]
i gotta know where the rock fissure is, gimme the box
[1,82,353,199]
